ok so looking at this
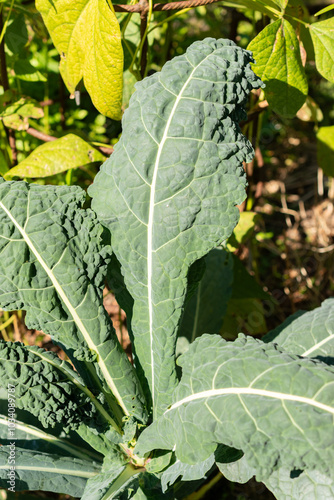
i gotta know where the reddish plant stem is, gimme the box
[26,127,57,142]
[25,127,114,155]
[139,0,149,78]
[0,10,17,165]
[114,0,221,12]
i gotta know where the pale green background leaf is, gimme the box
[248,19,308,117]
[310,18,334,82]
[5,134,105,179]
[316,125,334,177]
[36,0,123,119]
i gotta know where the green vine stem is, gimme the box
[0,5,17,165]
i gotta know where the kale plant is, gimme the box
[0,38,333,500]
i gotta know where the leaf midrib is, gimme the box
[0,199,129,417]
[147,50,214,412]
[166,387,334,414]
[0,463,97,478]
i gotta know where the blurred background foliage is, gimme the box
[0,0,333,498]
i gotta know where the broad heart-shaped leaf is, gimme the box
[264,468,334,500]
[89,38,263,417]
[310,18,334,82]
[5,134,105,180]
[248,19,308,117]
[264,298,334,359]
[178,248,233,343]
[0,180,147,424]
[136,334,334,481]
[317,125,334,177]
[36,0,123,119]
[0,447,101,496]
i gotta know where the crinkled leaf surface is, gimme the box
[36,0,123,119]
[0,179,146,423]
[264,298,334,358]
[178,248,233,343]
[264,468,334,500]
[89,38,263,416]
[136,334,334,480]
[5,134,105,180]
[0,341,95,430]
[310,18,334,82]
[248,19,308,117]
[0,447,101,496]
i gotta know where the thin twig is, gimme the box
[114,0,222,13]
[26,127,57,142]
[139,0,149,77]
[0,9,17,165]
[25,126,114,155]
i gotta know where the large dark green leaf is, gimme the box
[136,334,334,481]
[89,38,263,417]
[0,180,147,424]
[0,447,101,496]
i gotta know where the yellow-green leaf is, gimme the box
[310,18,334,82]
[36,0,123,120]
[296,96,323,123]
[0,93,43,119]
[227,211,259,251]
[317,126,334,177]
[5,134,106,179]
[248,19,308,117]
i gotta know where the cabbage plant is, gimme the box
[0,38,333,500]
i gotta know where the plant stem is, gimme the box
[0,0,15,46]
[148,8,191,33]
[184,471,223,500]
[101,464,145,500]
[0,314,14,331]
[114,0,225,13]
[0,7,17,166]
